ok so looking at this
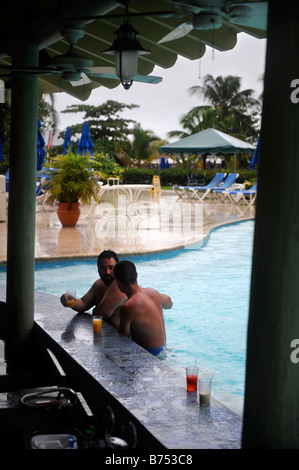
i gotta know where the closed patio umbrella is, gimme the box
[160,157,170,169]
[37,118,46,171]
[6,121,47,191]
[62,127,72,155]
[78,122,94,156]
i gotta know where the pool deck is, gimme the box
[0,190,255,262]
[0,191,254,449]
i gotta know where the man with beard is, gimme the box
[60,250,127,328]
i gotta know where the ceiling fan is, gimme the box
[0,26,162,89]
[43,28,163,88]
[158,1,268,44]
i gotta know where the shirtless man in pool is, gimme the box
[60,250,126,328]
[113,260,173,356]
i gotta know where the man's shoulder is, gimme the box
[142,286,160,299]
[143,286,157,293]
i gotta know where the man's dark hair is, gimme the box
[114,260,137,286]
[97,250,119,265]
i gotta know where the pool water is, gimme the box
[0,220,254,416]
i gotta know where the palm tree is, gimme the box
[188,74,260,142]
[168,106,223,140]
[189,74,259,117]
[122,123,162,167]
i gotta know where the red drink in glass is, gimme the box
[186,374,198,392]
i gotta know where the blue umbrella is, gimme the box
[5,168,9,191]
[250,135,260,169]
[37,118,46,171]
[0,138,3,163]
[78,122,94,156]
[62,127,72,155]
[6,122,46,191]
[160,156,170,169]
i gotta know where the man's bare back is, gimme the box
[119,286,167,348]
[113,260,173,354]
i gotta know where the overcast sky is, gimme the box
[53,32,267,143]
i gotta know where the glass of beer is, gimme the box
[66,291,76,308]
[92,315,103,334]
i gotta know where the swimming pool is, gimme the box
[0,219,254,416]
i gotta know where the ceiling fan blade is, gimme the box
[87,66,117,74]
[158,20,193,43]
[132,74,163,84]
[89,71,162,84]
[227,2,268,31]
[70,72,92,87]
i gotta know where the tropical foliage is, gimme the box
[60,100,139,155]
[116,123,167,167]
[187,74,260,142]
[0,93,59,166]
[0,74,260,178]
[93,152,124,182]
[168,106,223,140]
[45,152,101,204]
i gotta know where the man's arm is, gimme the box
[60,282,98,313]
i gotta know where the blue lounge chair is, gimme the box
[226,180,258,205]
[213,173,239,200]
[173,172,226,200]
[186,172,239,201]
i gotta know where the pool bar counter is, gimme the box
[0,286,242,449]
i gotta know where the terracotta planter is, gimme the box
[57,202,80,227]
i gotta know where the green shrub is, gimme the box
[93,153,124,182]
[120,167,258,187]
[121,168,156,184]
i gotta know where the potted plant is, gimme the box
[45,152,101,226]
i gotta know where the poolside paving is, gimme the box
[0,190,255,262]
